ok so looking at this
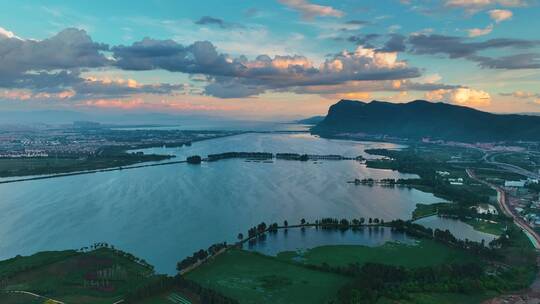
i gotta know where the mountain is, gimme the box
[312,99,540,142]
[296,115,325,125]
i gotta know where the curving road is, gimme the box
[467,168,540,249]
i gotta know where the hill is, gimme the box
[312,100,540,142]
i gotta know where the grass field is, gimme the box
[412,203,451,219]
[276,239,479,269]
[464,218,506,236]
[0,293,43,304]
[377,292,496,304]
[0,248,155,304]
[186,249,351,304]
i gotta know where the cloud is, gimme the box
[0,28,108,75]
[347,33,381,46]
[500,91,540,98]
[112,38,421,98]
[445,0,526,12]
[470,53,540,69]
[379,34,407,52]
[488,9,513,22]
[408,34,540,69]
[278,0,344,19]
[467,24,494,37]
[425,88,491,107]
[408,34,538,58]
[194,16,241,29]
[0,26,20,39]
[345,20,369,25]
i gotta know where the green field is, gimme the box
[0,293,43,304]
[0,248,155,304]
[412,203,451,219]
[276,239,479,269]
[186,249,351,304]
[377,292,496,304]
[464,219,506,236]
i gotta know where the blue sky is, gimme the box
[0,0,539,119]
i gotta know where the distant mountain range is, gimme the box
[312,99,540,142]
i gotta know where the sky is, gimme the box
[0,0,539,120]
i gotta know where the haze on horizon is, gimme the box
[1,0,540,121]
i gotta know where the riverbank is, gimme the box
[0,131,242,179]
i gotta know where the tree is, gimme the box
[237,233,243,241]
[301,218,306,225]
[369,218,373,224]
[284,220,288,227]
[187,155,202,164]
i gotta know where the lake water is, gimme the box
[246,226,415,257]
[0,133,453,274]
[415,216,497,243]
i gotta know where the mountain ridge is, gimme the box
[311,99,540,142]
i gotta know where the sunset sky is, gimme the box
[1,0,539,120]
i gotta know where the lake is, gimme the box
[0,133,449,274]
[246,226,416,257]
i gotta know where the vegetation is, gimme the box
[186,155,202,164]
[0,245,155,304]
[186,248,351,304]
[0,153,171,178]
[312,99,540,142]
[277,239,479,269]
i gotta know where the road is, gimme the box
[467,168,540,249]
[483,152,540,180]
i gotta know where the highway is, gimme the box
[467,168,540,249]
[483,151,540,180]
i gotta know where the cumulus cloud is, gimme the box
[112,38,421,98]
[0,28,108,76]
[489,9,513,22]
[278,0,344,19]
[467,24,494,37]
[425,88,491,107]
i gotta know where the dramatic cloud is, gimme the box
[112,38,421,98]
[278,0,344,19]
[425,88,491,107]
[0,28,108,76]
[467,24,494,37]
[488,9,513,22]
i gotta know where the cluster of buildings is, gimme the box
[436,171,465,186]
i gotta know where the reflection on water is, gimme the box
[415,216,497,243]
[246,226,415,256]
